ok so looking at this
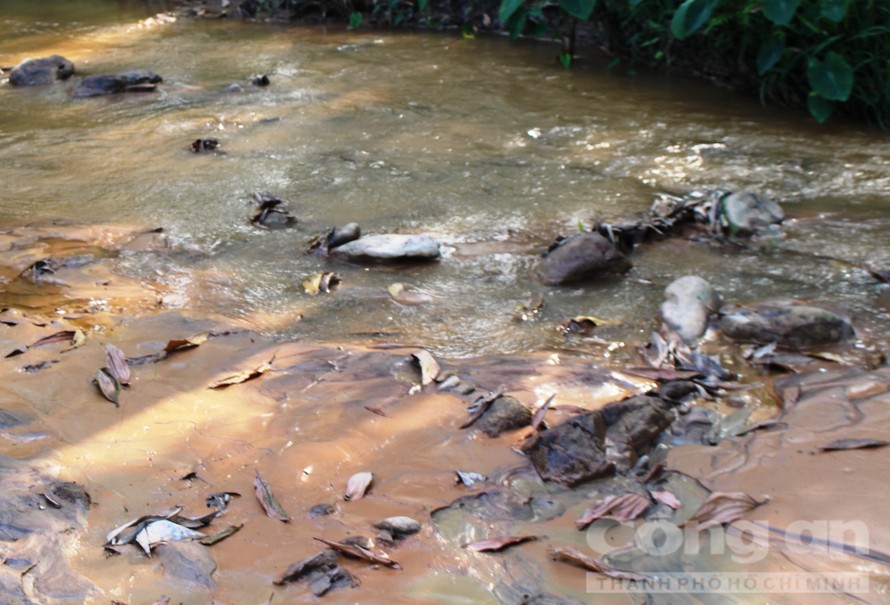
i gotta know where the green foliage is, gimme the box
[348,11,362,28]
[670,0,720,40]
[761,0,800,26]
[559,0,596,21]
[807,51,853,101]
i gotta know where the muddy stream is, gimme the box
[2,2,890,604]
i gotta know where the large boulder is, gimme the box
[73,70,162,97]
[720,303,853,348]
[719,192,784,236]
[330,234,440,262]
[536,232,630,286]
[660,275,721,342]
[8,55,74,86]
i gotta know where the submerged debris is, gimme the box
[250,192,296,228]
[463,535,540,552]
[344,471,373,501]
[254,469,290,522]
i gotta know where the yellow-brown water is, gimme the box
[2,2,890,604]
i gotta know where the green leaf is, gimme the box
[499,0,525,23]
[629,0,644,6]
[807,51,854,101]
[559,0,596,20]
[807,94,837,123]
[506,8,527,38]
[348,11,362,29]
[418,0,428,11]
[761,0,800,26]
[756,37,785,75]
[819,0,846,22]
[671,0,721,40]
[560,52,572,69]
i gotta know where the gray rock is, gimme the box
[661,275,721,342]
[9,55,74,86]
[73,70,162,98]
[331,234,440,262]
[157,541,217,589]
[522,412,612,486]
[720,192,784,236]
[720,303,853,348]
[475,395,532,437]
[373,516,421,536]
[327,223,361,249]
[536,233,630,286]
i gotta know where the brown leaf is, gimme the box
[344,471,373,501]
[650,490,682,510]
[531,393,555,431]
[313,537,399,568]
[412,349,440,386]
[576,493,651,529]
[104,344,131,386]
[303,272,341,296]
[463,535,539,552]
[165,332,209,354]
[821,438,890,452]
[208,357,273,389]
[31,330,77,348]
[550,546,649,582]
[623,367,701,381]
[254,469,290,522]
[94,368,121,406]
[199,524,243,546]
[686,491,767,530]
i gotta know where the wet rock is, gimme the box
[719,191,784,236]
[327,223,361,249]
[252,74,270,87]
[309,503,336,517]
[157,541,217,589]
[660,275,721,342]
[72,70,162,98]
[720,303,853,348]
[522,412,612,486]
[9,55,74,86]
[275,549,339,585]
[536,233,630,286]
[601,394,675,467]
[475,395,532,437]
[308,566,358,597]
[191,138,220,153]
[667,406,719,446]
[373,516,421,537]
[331,234,441,262]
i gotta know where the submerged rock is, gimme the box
[720,303,853,348]
[9,55,75,86]
[474,395,532,437]
[719,191,784,236]
[157,541,217,589]
[660,275,721,343]
[536,233,630,285]
[373,516,421,537]
[331,234,440,262]
[73,70,162,97]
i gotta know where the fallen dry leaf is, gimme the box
[104,344,131,386]
[412,349,440,386]
[344,471,373,501]
[254,469,290,522]
[31,330,78,348]
[460,386,506,429]
[165,332,209,354]
[686,491,768,530]
[463,535,539,552]
[200,524,243,546]
[820,438,889,452]
[94,368,121,406]
[623,367,701,381]
[313,537,399,568]
[208,357,274,389]
[651,490,682,510]
[550,546,649,582]
[576,493,651,529]
[303,272,341,296]
[531,393,556,431]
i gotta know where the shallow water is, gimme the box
[2,1,890,359]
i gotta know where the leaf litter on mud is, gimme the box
[254,469,290,522]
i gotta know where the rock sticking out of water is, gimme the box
[719,191,784,236]
[331,234,441,262]
[8,55,75,86]
[73,70,163,98]
[536,233,630,286]
[473,395,532,437]
[660,275,721,343]
[373,516,421,537]
[720,303,853,348]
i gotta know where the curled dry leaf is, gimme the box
[104,344,130,386]
[531,393,556,431]
[208,357,274,389]
[94,368,121,406]
[200,524,243,546]
[303,272,341,296]
[550,546,649,582]
[128,332,209,365]
[30,330,77,348]
[254,469,290,522]
[134,519,205,555]
[686,491,768,531]
[576,493,651,529]
[463,535,540,552]
[821,438,889,452]
[412,349,440,386]
[651,490,682,510]
[313,537,399,568]
[460,386,506,429]
[344,471,373,501]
